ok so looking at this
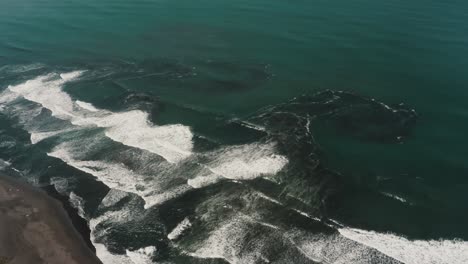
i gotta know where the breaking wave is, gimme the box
[339,228,468,264]
[2,62,463,264]
[5,71,193,163]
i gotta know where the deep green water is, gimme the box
[1,0,468,263]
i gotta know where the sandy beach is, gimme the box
[0,175,102,264]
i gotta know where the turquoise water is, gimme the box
[1,0,468,263]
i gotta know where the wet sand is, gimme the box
[0,175,102,264]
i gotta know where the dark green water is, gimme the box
[1,0,468,263]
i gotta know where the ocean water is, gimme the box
[1,0,468,263]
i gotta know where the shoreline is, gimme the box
[0,174,102,264]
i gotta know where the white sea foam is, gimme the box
[66,110,193,163]
[4,73,289,206]
[50,177,69,194]
[76,100,99,112]
[187,215,272,264]
[7,72,194,163]
[256,192,283,206]
[96,111,193,163]
[3,72,197,211]
[188,214,307,264]
[69,191,86,218]
[0,89,21,104]
[0,89,44,127]
[209,155,287,180]
[188,211,409,264]
[89,190,165,264]
[4,72,296,264]
[0,159,11,170]
[206,142,288,181]
[47,141,192,209]
[94,243,159,264]
[91,199,135,232]
[30,132,56,144]
[237,120,266,132]
[48,147,139,190]
[50,142,287,209]
[60,70,86,81]
[30,129,72,144]
[187,174,222,189]
[8,73,78,119]
[145,185,193,209]
[99,189,132,210]
[339,227,468,264]
[187,142,288,189]
[187,142,290,190]
[94,241,134,264]
[126,246,157,264]
[90,193,136,264]
[292,209,321,222]
[70,191,135,264]
[287,230,398,264]
[48,146,149,201]
[381,192,408,204]
[168,218,192,240]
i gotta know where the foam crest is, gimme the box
[68,190,134,264]
[126,246,157,264]
[0,89,44,126]
[97,112,193,163]
[48,146,148,200]
[67,110,193,163]
[92,216,160,264]
[168,218,192,240]
[90,191,154,264]
[49,147,136,188]
[60,70,86,81]
[288,230,400,264]
[0,89,21,105]
[381,192,408,204]
[99,189,132,210]
[207,142,288,180]
[188,212,403,264]
[187,216,264,263]
[93,240,136,264]
[149,186,195,209]
[210,155,287,180]
[187,174,222,189]
[76,100,99,112]
[339,228,468,264]
[8,72,82,119]
[30,130,70,144]
[69,191,86,218]
[0,159,11,170]
[47,141,191,209]
[7,72,194,163]
[50,177,69,194]
[187,142,288,188]
[187,214,295,264]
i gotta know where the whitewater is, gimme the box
[1,70,467,264]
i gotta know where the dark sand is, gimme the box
[0,175,102,264]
